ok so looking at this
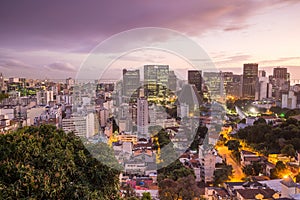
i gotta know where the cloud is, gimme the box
[223,24,250,32]
[0,58,34,69]
[259,57,300,64]
[213,54,252,65]
[0,0,298,52]
[45,62,77,72]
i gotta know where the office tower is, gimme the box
[271,67,290,100]
[188,70,202,93]
[255,70,272,100]
[122,69,140,99]
[274,67,289,79]
[226,74,243,98]
[242,63,258,99]
[168,70,177,92]
[137,97,149,136]
[144,65,169,100]
[203,72,225,100]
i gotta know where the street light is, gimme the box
[249,107,256,113]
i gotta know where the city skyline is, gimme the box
[0,1,300,79]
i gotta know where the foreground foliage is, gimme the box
[0,125,120,199]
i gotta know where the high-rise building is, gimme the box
[271,67,290,100]
[274,67,289,79]
[122,69,140,99]
[62,113,96,138]
[255,70,272,100]
[168,70,177,92]
[242,63,258,99]
[137,97,149,137]
[203,72,225,100]
[282,91,297,109]
[226,74,243,98]
[188,70,202,93]
[144,65,169,100]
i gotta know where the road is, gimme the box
[216,144,245,182]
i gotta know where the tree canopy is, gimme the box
[0,125,120,199]
[235,119,300,155]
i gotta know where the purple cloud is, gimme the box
[0,0,297,52]
[45,62,77,72]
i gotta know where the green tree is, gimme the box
[213,164,233,186]
[254,118,267,125]
[225,140,241,151]
[158,160,194,182]
[295,173,300,183]
[0,125,120,199]
[281,144,296,160]
[243,165,255,176]
[159,175,200,200]
[141,192,152,200]
[270,161,288,179]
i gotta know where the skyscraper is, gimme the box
[137,97,149,136]
[226,74,243,98]
[122,69,140,99]
[188,70,202,93]
[273,67,289,80]
[242,63,258,99]
[271,67,290,100]
[168,70,177,92]
[144,65,169,100]
[255,70,272,100]
[203,72,225,100]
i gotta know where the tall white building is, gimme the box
[255,70,272,100]
[199,147,217,183]
[62,113,96,138]
[282,91,297,109]
[137,97,149,136]
[86,112,96,138]
[36,90,54,105]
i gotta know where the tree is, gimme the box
[270,161,289,179]
[0,125,120,199]
[141,192,152,200]
[243,162,263,177]
[189,126,208,151]
[243,165,255,176]
[254,118,267,125]
[159,175,200,200]
[225,140,241,151]
[295,173,300,183]
[213,164,233,186]
[158,160,194,182]
[123,184,138,200]
[281,144,296,160]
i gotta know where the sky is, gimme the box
[0,0,300,81]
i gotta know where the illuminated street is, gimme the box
[216,144,245,182]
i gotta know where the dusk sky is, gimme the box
[0,0,300,81]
